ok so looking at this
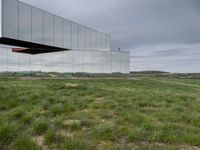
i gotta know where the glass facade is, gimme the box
[0,0,130,74]
[2,0,111,51]
[0,49,130,74]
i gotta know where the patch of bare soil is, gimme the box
[64,83,79,88]
[63,119,80,126]
[32,136,49,150]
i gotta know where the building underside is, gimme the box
[0,38,68,54]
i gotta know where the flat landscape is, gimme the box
[0,74,200,150]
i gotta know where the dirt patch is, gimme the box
[59,130,73,137]
[32,136,49,150]
[96,97,104,101]
[180,145,200,150]
[65,83,79,88]
[63,119,80,126]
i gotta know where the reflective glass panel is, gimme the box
[102,52,112,73]
[7,50,19,72]
[72,51,83,73]
[71,23,78,49]
[2,0,18,39]
[54,16,63,47]
[112,52,121,73]
[41,53,52,72]
[31,54,42,72]
[78,25,85,50]
[83,51,93,73]
[19,53,31,72]
[63,51,72,73]
[120,52,130,74]
[97,32,102,50]
[93,51,102,73]
[19,2,31,42]
[32,7,44,44]
[106,36,111,50]
[44,12,54,46]
[63,20,72,49]
[52,51,64,72]
[0,48,7,72]
[91,30,97,50]
[102,34,106,50]
[85,28,91,50]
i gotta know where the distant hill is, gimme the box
[130,71,170,74]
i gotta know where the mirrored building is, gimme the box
[0,0,130,74]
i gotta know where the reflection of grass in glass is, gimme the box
[0,74,199,149]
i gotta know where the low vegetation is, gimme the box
[0,73,199,149]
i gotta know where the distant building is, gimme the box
[0,0,130,73]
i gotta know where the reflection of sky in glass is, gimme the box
[0,48,129,73]
[32,7,44,44]
[3,0,111,51]
[44,12,54,46]
[3,0,18,39]
[19,2,32,42]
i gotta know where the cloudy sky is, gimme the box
[18,0,200,72]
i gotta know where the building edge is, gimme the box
[0,0,2,38]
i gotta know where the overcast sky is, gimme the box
[18,0,200,72]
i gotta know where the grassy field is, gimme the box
[0,74,199,150]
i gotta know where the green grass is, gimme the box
[61,137,95,150]
[0,74,200,149]
[13,136,41,150]
[32,120,49,135]
[44,130,63,144]
[0,123,18,145]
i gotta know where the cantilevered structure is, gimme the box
[0,0,130,73]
